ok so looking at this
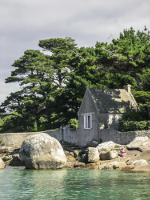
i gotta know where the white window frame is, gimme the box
[84,113,92,129]
[108,114,113,124]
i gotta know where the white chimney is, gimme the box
[124,85,131,93]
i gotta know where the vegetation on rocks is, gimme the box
[0,139,5,146]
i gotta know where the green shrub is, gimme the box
[68,118,78,130]
[121,111,149,121]
[0,139,5,146]
[118,120,150,132]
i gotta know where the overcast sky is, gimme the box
[0,0,150,104]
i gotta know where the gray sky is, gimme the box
[0,0,150,104]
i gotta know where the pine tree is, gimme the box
[0,50,55,132]
[39,37,77,88]
[95,27,150,116]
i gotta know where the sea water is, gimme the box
[0,166,150,200]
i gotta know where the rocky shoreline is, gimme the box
[64,147,150,173]
[0,135,150,173]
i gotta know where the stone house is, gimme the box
[77,85,139,146]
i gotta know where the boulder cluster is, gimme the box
[63,139,150,172]
[0,134,150,173]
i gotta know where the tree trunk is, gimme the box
[135,75,144,91]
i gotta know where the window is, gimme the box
[115,115,119,123]
[108,114,113,124]
[84,113,92,129]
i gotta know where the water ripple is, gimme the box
[0,167,150,200]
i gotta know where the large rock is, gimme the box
[100,150,118,160]
[97,141,120,151]
[129,159,148,166]
[3,155,13,162]
[87,141,99,147]
[3,154,23,166]
[122,165,135,172]
[10,154,24,166]
[19,133,67,169]
[103,161,117,170]
[100,151,109,160]
[65,151,76,162]
[108,150,118,159]
[126,137,150,151]
[128,165,150,173]
[73,150,82,158]
[123,160,150,173]
[0,146,13,154]
[100,161,126,169]
[88,147,99,163]
[0,158,5,169]
[81,153,88,163]
[74,162,86,168]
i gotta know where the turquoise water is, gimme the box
[0,167,150,200]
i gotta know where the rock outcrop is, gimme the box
[103,161,126,170]
[126,137,150,151]
[100,151,109,160]
[0,146,13,154]
[108,150,118,159]
[0,134,149,173]
[88,147,99,163]
[97,141,120,151]
[0,158,5,169]
[100,150,118,160]
[87,141,98,147]
[19,133,67,169]
[129,159,148,166]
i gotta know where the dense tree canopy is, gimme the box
[95,27,150,116]
[0,27,150,132]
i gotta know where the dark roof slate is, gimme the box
[88,87,138,114]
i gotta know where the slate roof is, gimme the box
[88,87,138,114]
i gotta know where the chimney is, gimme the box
[124,85,131,93]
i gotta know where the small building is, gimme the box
[77,85,139,146]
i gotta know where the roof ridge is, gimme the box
[89,87,126,90]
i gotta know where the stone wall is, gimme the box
[43,129,62,141]
[62,126,78,145]
[0,128,78,149]
[99,129,150,145]
[0,132,38,149]
[43,127,78,145]
[0,128,150,149]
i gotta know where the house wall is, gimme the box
[78,89,99,146]
[99,113,122,129]
[98,113,108,129]
[107,114,122,129]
